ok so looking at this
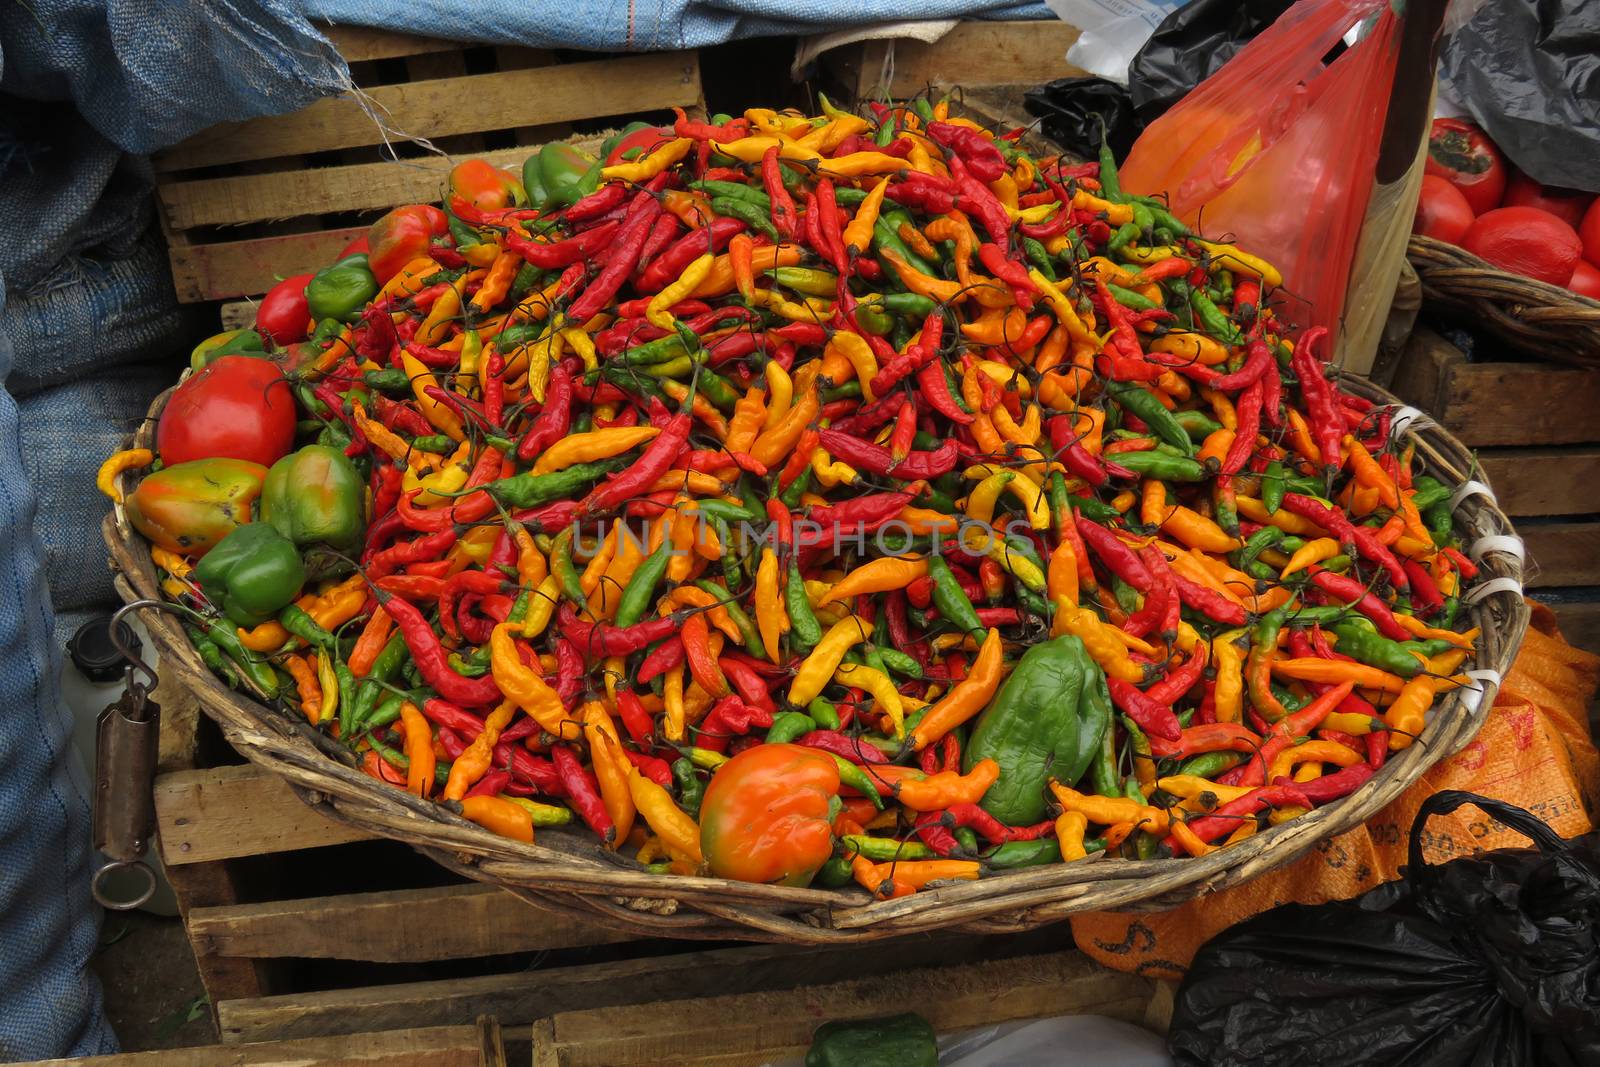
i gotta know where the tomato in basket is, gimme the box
[1413,175,1475,244]
[255,273,314,346]
[1460,206,1583,287]
[156,354,296,467]
[1567,260,1600,301]
[1424,118,1506,215]
[367,205,449,284]
[1501,171,1594,230]
[1579,199,1600,266]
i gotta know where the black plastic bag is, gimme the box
[1168,791,1600,1067]
[1439,0,1600,192]
[1126,0,1295,124]
[1023,77,1141,161]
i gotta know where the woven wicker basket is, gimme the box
[1406,234,1600,367]
[105,377,1528,942]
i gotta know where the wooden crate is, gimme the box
[14,1017,505,1067]
[153,716,1146,1048]
[1391,326,1600,654]
[816,20,1086,103]
[156,26,704,307]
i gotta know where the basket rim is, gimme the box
[107,375,1530,941]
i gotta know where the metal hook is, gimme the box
[110,599,189,689]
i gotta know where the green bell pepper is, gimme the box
[536,142,601,210]
[806,1014,937,1067]
[261,444,366,550]
[305,254,378,324]
[193,522,306,627]
[964,634,1106,825]
[190,328,266,370]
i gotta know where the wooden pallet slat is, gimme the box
[18,1024,490,1067]
[824,21,1085,102]
[168,227,368,304]
[1520,522,1600,589]
[532,949,1156,1067]
[1477,448,1600,517]
[188,884,631,963]
[157,763,373,864]
[322,25,466,63]
[156,51,701,172]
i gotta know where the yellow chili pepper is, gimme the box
[605,731,703,864]
[1281,537,1342,578]
[1028,268,1097,345]
[1051,602,1143,682]
[1049,782,1169,833]
[1055,811,1089,861]
[963,465,1049,530]
[559,326,597,372]
[754,548,787,663]
[646,253,716,331]
[96,449,153,503]
[1192,239,1283,287]
[489,623,582,740]
[601,137,694,182]
[835,662,905,739]
[1211,629,1248,723]
[1267,740,1365,783]
[826,331,880,401]
[841,178,889,255]
[350,400,411,462]
[964,470,1013,526]
[787,615,873,706]
[582,700,635,846]
[401,351,465,440]
[532,426,660,474]
[763,360,793,430]
[663,664,688,743]
[880,248,965,304]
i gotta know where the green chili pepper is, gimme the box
[877,291,939,317]
[691,179,771,207]
[484,457,627,509]
[446,651,490,677]
[1102,451,1208,482]
[672,758,706,819]
[926,555,985,641]
[1260,459,1288,516]
[785,561,823,652]
[808,697,840,730]
[1175,751,1240,780]
[186,625,238,687]
[1023,237,1056,281]
[872,216,936,276]
[780,465,813,509]
[832,186,868,207]
[1248,606,1291,716]
[821,380,863,404]
[1331,621,1424,677]
[197,614,280,697]
[769,266,838,297]
[982,838,1062,869]
[828,753,884,810]
[334,659,358,738]
[766,711,816,745]
[1285,604,1352,627]
[1147,204,1190,238]
[854,302,895,336]
[278,604,335,647]
[843,835,934,862]
[1107,222,1140,255]
[1106,283,1159,311]
[876,648,923,679]
[711,196,779,240]
[1411,476,1450,511]
[363,368,412,394]
[549,526,586,607]
[1190,289,1242,344]
[816,855,854,887]
[1105,380,1195,455]
[696,498,760,524]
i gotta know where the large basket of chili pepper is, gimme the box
[103,100,1529,943]
[1406,234,1600,367]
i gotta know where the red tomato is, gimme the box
[1460,207,1583,286]
[338,234,370,258]
[1501,171,1594,230]
[1424,118,1506,215]
[448,159,521,214]
[1582,199,1600,267]
[1413,176,1475,245]
[1567,260,1600,301]
[156,355,296,467]
[367,205,449,284]
[255,273,314,346]
[699,745,839,886]
[605,126,673,165]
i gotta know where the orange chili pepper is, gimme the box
[908,629,1003,751]
[347,607,394,677]
[398,701,436,799]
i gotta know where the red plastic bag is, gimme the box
[1120,0,1402,333]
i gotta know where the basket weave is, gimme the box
[1406,234,1600,368]
[106,377,1528,942]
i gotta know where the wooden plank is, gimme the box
[220,300,257,332]
[168,227,365,303]
[1391,327,1600,447]
[477,1016,508,1067]
[16,1024,484,1067]
[323,25,463,62]
[163,858,271,1007]
[1477,448,1600,517]
[533,949,1154,1067]
[838,22,1084,100]
[188,884,631,963]
[156,52,701,171]
[156,763,372,864]
[1521,522,1600,588]
[1548,598,1600,657]
[217,932,1075,1044]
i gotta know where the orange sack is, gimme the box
[1071,600,1600,979]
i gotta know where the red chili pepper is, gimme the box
[565,182,629,223]
[566,195,662,323]
[1221,378,1263,477]
[374,574,445,601]
[977,243,1036,310]
[464,768,511,800]
[421,697,485,735]
[1440,546,1479,580]
[553,745,614,844]
[1282,494,1409,591]
[368,526,457,578]
[673,106,750,144]
[1107,678,1181,741]
[814,179,848,273]
[1307,568,1410,641]
[927,122,1008,182]
[720,656,776,714]
[950,156,1011,243]
[632,214,683,280]
[557,603,679,659]
[578,393,694,516]
[796,730,889,765]
[636,216,747,293]
[1272,762,1374,805]
[1145,644,1207,705]
[506,219,621,269]
[913,812,962,857]
[637,636,685,684]
[621,748,673,787]
[1289,327,1343,476]
[614,690,654,747]
[914,359,973,425]
[884,175,957,216]
[1366,729,1390,768]
[760,145,798,240]
[438,569,506,640]
[382,591,503,705]
[1074,514,1154,588]
[1167,784,1312,851]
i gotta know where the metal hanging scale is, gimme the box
[89,602,164,910]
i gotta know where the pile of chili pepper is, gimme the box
[117,97,1482,899]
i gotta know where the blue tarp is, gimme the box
[306,0,1052,50]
